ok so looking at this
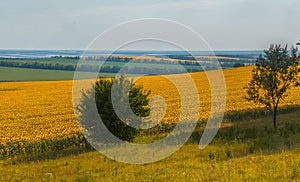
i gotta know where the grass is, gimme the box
[0,110,299,181]
[0,67,114,81]
[0,66,75,81]
[3,148,299,181]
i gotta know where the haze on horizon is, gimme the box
[0,0,299,50]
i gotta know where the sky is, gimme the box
[0,0,299,50]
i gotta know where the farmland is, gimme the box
[1,66,300,147]
[0,55,254,80]
[0,66,115,81]
[0,66,77,81]
[0,66,299,180]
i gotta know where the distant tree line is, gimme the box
[0,60,76,71]
[0,55,250,73]
[0,55,253,69]
[166,55,255,66]
[0,60,202,74]
[86,55,253,66]
[0,56,80,60]
[233,63,245,68]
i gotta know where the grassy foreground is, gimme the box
[0,111,299,181]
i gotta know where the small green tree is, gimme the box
[78,75,150,142]
[245,44,299,128]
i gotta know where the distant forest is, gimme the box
[0,55,253,73]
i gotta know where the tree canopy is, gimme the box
[77,75,151,142]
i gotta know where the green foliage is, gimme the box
[78,75,150,142]
[245,44,300,127]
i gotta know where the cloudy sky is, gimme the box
[0,0,299,50]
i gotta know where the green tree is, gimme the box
[245,44,299,128]
[78,75,150,142]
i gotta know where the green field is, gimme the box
[0,67,114,81]
[0,67,74,81]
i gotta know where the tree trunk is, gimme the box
[273,107,277,128]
